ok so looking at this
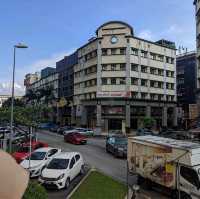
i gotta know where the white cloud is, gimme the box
[0,82,25,96]
[138,30,154,41]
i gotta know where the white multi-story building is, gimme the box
[73,21,177,134]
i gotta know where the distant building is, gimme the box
[56,52,78,125]
[24,72,40,93]
[25,70,59,122]
[176,51,197,127]
[41,67,56,79]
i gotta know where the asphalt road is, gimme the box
[37,131,127,183]
[37,131,168,199]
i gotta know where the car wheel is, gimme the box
[80,165,85,175]
[65,178,70,189]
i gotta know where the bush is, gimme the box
[23,182,47,199]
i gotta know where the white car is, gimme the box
[39,152,84,189]
[75,128,94,136]
[63,129,77,135]
[20,147,61,178]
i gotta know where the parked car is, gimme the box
[57,126,74,135]
[39,152,84,189]
[13,141,48,163]
[38,122,57,130]
[136,128,154,136]
[75,128,94,136]
[106,135,127,158]
[63,129,77,135]
[49,124,59,133]
[64,132,87,145]
[20,147,61,178]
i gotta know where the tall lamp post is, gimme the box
[9,43,28,153]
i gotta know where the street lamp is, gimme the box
[9,43,28,153]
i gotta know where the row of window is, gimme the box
[102,48,126,56]
[85,79,97,87]
[131,64,174,77]
[102,77,126,85]
[101,47,174,64]
[132,92,175,101]
[131,78,174,90]
[102,63,126,71]
[84,50,97,61]
[75,65,97,78]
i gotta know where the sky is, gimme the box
[0,0,196,95]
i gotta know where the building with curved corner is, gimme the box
[73,21,177,134]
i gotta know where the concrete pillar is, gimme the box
[162,106,168,127]
[173,107,178,127]
[126,104,131,134]
[96,104,102,135]
[146,106,151,118]
[81,106,87,127]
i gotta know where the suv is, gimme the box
[106,135,127,158]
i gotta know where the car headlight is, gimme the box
[56,173,65,180]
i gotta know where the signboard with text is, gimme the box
[97,91,131,98]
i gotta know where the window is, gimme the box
[102,64,108,71]
[111,48,117,55]
[111,78,116,85]
[180,166,200,188]
[141,79,148,87]
[120,48,126,55]
[150,53,156,60]
[158,81,163,89]
[102,78,107,85]
[150,94,155,100]
[75,154,80,162]
[131,48,138,56]
[111,64,116,71]
[150,81,155,87]
[141,50,148,58]
[119,78,126,85]
[131,78,138,85]
[158,69,164,76]
[102,49,107,56]
[120,63,126,71]
[69,157,76,169]
[131,64,138,71]
[157,54,164,62]
[150,68,157,75]
[141,92,147,99]
[132,92,138,99]
[141,65,148,73]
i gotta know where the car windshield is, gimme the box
[47,158,69,169]
[26,152,46,160]
[115,138,127,145]
[18,146,29,152]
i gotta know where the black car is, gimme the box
[106,135,127,158]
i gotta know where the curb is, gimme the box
[66,167,96,199]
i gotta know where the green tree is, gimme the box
[143,117,155,129]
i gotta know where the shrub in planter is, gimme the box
[23,182,47,199]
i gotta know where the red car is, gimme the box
[64,132,87,145]
[12,141,48,163]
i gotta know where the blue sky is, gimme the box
[0,0,196,95]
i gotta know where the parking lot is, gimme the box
[37,130,169,199]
